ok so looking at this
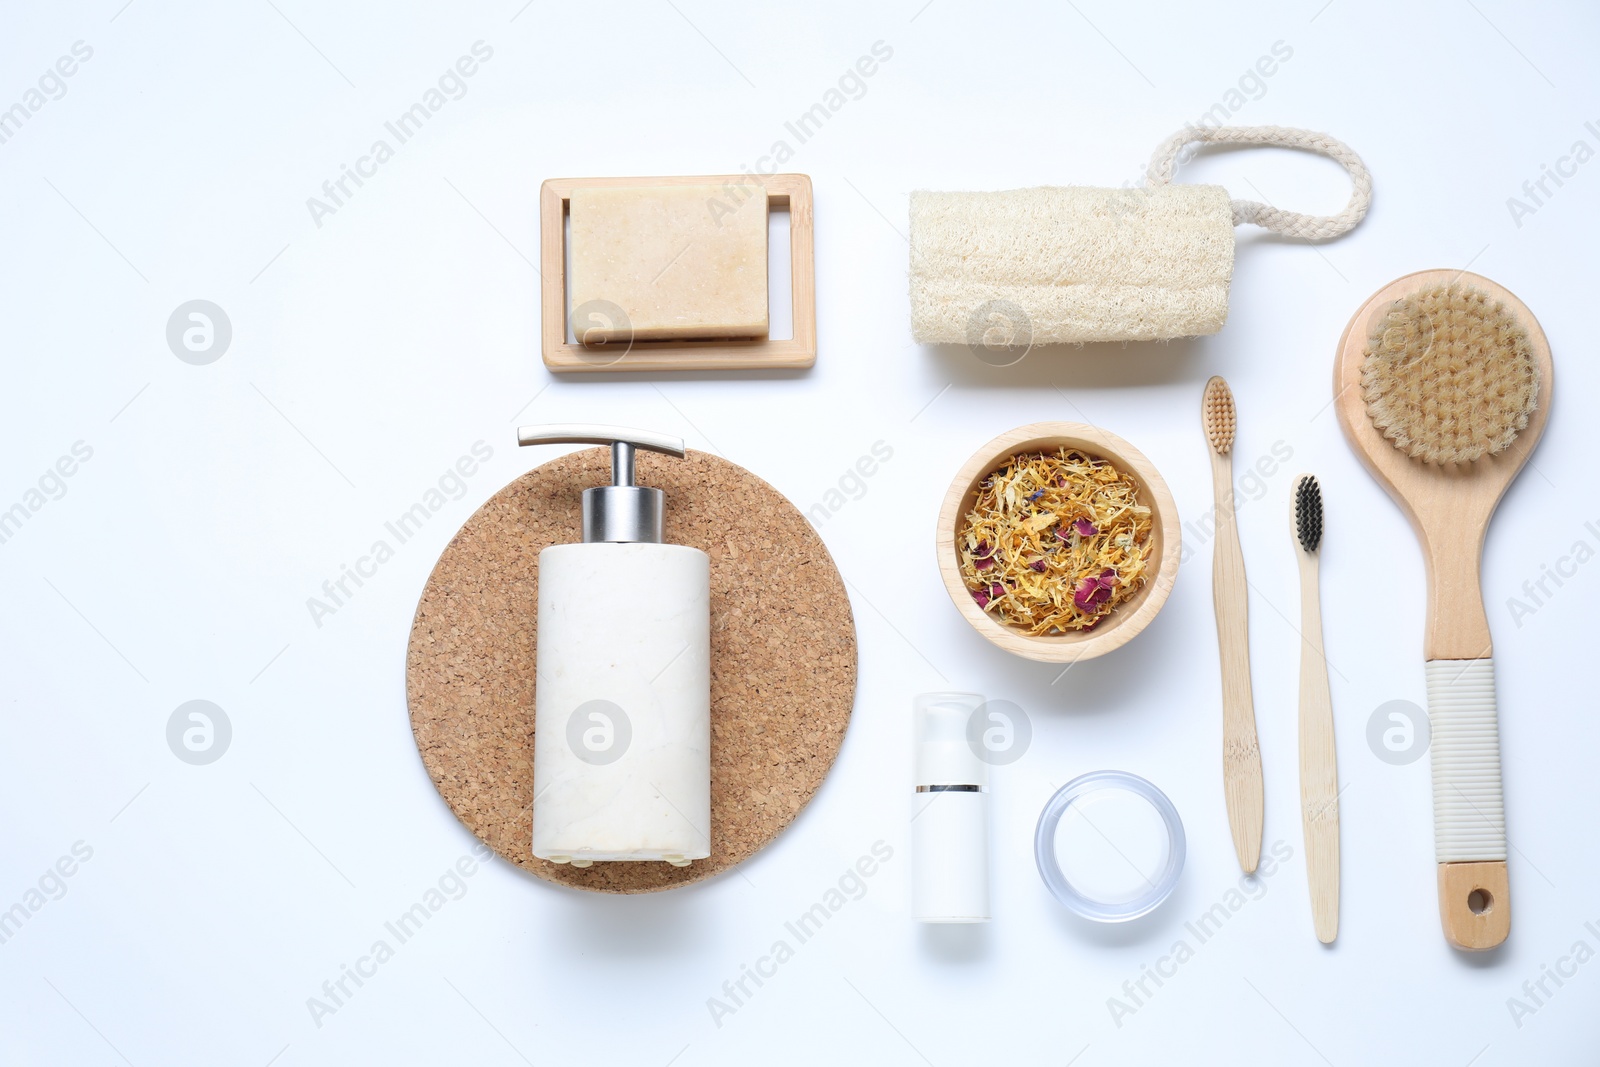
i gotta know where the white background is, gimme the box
[3,1,1598,1064]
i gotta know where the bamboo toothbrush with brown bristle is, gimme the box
[1292,474,1339,944]
[1335,269,1552,951]
[1202,375,1264,874]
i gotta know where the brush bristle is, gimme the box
[1202,376,1235,454]
[1360,283,1539,464]
[1295,476,1323,553]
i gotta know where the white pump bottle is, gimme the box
[519,425,711,867]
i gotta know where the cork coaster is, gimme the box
[406,448,857,893]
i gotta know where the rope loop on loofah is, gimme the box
[1146,125,1372,241]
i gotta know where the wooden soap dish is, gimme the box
[540,173,816,373]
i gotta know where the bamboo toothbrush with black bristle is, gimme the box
[1292,474,1339,944]
[1202,376,1264,874]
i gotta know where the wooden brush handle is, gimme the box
[1427,658,1510,950]
[1423,531,1493,661]
[1211,452,1263,874]
[1296,551,1339,944]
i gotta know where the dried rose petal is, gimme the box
[972,589,990,608]
[1073,571,1115,611]
[989,582,1005,599]
[1054,526,1072,542]
[1074,518,1098,538]
[1029,559,1047,573]
[974,556,994,571]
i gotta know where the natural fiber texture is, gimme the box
[909,125,1370,346]
[1202,375,1236,454]
[1360,284,1539,464]
[406,448,857,893]
[1147,125,1372,240]
[909,184,1235,344]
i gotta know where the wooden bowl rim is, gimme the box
[936,421,1181,664]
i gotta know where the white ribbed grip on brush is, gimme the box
[1426,659,1507,863]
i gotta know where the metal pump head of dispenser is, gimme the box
[517,424,687,544]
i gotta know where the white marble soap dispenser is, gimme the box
[518,425,711,867]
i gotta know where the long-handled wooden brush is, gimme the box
[1335,269,1552,950]
[1202,376,1263,874]
[1292,474,1338,944]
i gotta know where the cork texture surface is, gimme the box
[406,447,857,893]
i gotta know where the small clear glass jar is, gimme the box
[1034,770,1185,922]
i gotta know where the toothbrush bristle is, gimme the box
[1202,376,1236,454]
[1295,476,1323,553]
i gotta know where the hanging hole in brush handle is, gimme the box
[1439,861,1509,949]
[1145,125,1373,240]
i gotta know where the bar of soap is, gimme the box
[569,184,768,342]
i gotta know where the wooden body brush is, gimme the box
[1202,376,1264,873]
[1292,475,1338,944]
[1335,269,1552,951]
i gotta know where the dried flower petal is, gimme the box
[1073,575,1113,611]
[957,447,1153,635]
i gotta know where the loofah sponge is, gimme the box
[1360,284,1539,464]
[909,185,1236,345]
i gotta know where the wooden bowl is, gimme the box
[936,422,1181,663]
